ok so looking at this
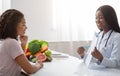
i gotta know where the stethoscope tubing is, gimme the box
[96,30,113,50]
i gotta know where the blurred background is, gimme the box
[0,0,120,57]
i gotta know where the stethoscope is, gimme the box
[96,30,113,51]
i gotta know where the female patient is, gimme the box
[78,5,120,68]
[0,9,43,76]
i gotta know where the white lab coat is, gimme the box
[95,30,120,68]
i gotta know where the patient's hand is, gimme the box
[20,35,28,51]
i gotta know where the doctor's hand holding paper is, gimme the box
[78,5,120,68]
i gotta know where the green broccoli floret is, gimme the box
[28,40,48,55]
[28,40,41,55]
[39,40,48,47]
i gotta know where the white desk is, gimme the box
[30,51,120,76]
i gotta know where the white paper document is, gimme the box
[84,34,97,67]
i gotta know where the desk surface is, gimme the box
[30,51,120,76]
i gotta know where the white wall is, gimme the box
[11,0,58,42]
[0,0,2,14]
[0,0,11,14]
[11,0,120,42]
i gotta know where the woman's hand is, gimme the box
[91,47,103,62]
[77,47,85,58]
[35,60,43,69]
[20,35,28,51]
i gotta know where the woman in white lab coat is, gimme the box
[78,5,120,68]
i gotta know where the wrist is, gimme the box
[99,56,103,62]
[21,43,26,51]
[80,54,84,58]
[97,57,103,65]
[97,60,101,65]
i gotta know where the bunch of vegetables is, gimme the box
[25,40,52,63]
